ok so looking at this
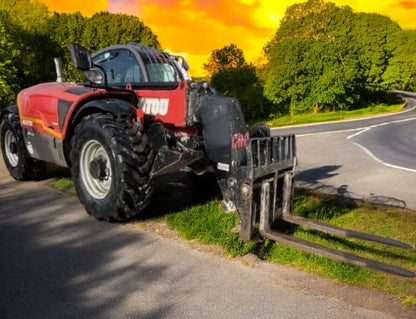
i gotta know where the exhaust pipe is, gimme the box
[54,58,65,83]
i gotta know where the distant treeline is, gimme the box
[1,0,416,119]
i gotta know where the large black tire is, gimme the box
[249,123,271,138]
[70,114,154,221]
[0,112,47,180]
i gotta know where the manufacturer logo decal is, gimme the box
[139,98,169,116]
[231,132,249,149]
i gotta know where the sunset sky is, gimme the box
[36,0,416,76]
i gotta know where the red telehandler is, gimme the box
[1,43,414,276]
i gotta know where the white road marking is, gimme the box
[291,109,416,173]
[350,141,416,173]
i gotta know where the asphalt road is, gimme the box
[272,96,416,138]
[1,155,414,318]
[272,97,416,209]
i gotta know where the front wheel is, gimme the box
[70,114,154,221]
[0,112,47,180]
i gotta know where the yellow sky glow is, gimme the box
[36,0,416,76]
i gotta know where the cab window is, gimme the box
[92,49,143,85]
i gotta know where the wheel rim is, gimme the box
[79,140,112,199]
[4,129,19,167]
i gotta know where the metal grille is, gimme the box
[249,135,296,179]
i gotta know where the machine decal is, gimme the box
[231,132,249,149]
[139,98,169,116]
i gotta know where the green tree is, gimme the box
[203,44,246,77]
[0,11,20,108]
[351,12,401,98]
[263,0,402,115]
[0,0,57,90]
[0,0,49,33]
[81,12,160,52]
[0,0,57,109]
[48,12,87,82]
[0,3,161,110]
[205,44,270,120]
[382,29,416,91]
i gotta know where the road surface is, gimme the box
[1,154,415,318]
[273,97,416,209]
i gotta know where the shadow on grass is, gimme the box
[138,172,222,220]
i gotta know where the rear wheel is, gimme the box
[0,112,47,180]
[71,114,154,221]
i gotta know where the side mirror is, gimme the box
[69,43,92,71]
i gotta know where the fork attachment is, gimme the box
[231,136,415,277]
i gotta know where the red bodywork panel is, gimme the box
[17,81,191,141]
[136,81,189,126]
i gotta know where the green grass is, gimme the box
[165,200,257,256]
[54,177,74,191]
[260,103,405,127]
[163,191,416,305]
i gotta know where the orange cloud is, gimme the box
[107,0,143,15]
[121,0,278,76]
[135,0,274,51]
[396,0,416,9]
[35,0,416,76]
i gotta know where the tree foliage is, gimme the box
[263,0,412,115]
[0,0,57,98]
[382,29,416,91]
[203,44,246,77]
[0,11,20,107]
[81,12,159,52]
[204,44,270,120]
[0,0,159,110]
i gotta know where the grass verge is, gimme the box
[54,177,74,191]
[163,191,416,306]
[258,103,405,127]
